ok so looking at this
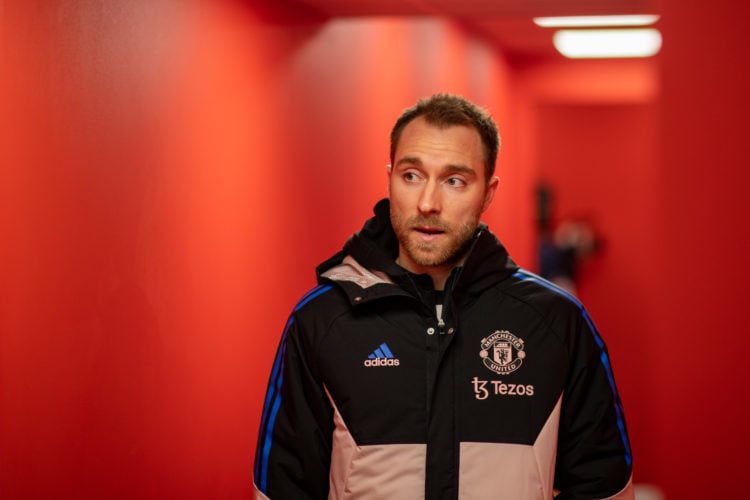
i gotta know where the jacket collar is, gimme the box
[317,199,518,305]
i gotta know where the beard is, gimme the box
[391,211,480,269]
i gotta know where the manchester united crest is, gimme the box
[479,330,526,375]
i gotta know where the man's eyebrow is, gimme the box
[395,156,422,167]
[444,164,476,176]
[395,158,475,176]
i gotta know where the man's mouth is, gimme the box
[413,226,446,242]
[415,226,444,235]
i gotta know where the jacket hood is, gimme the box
[316,199,400,279]
[316,198,518,300]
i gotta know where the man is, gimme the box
[253,94,634,499]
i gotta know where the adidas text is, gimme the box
[364,358,400,367]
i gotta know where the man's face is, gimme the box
[388,116,498,276]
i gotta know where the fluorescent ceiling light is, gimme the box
[534,15,660,28]
[553,29,662,58]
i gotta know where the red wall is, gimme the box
[0,2,523,498]
[653,1,750,497]
[2,0,748,498]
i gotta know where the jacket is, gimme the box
[253,199,634,499]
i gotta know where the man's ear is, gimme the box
[482,176,500,213]
[386,164,392,196]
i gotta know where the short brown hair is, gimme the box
[389,93,500,180]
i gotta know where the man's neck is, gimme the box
[427,271,450,291]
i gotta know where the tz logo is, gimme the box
[479,330,526,375]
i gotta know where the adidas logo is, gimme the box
[364,342,400,367]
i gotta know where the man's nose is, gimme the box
[418,180,441,215]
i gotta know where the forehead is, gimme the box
[394,116,485,171]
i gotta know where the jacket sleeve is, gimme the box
[553,307,634,500]
[253,313,334,500]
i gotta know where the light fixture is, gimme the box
[553,29,662,58]
[534,15,660,28]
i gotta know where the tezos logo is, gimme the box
[479,330,526,375]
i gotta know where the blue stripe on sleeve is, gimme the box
[295,285,333,311]
[254,284,334,493]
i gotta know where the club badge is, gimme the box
[479,330,526,375]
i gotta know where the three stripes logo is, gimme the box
[364,342,400,367]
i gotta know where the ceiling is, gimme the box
[285,0,661,61]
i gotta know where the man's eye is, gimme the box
[446,177,466,187]
[404,172,420,182]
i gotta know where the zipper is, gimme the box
[425,316,441,415]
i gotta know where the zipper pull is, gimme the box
[437,316,446,335]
